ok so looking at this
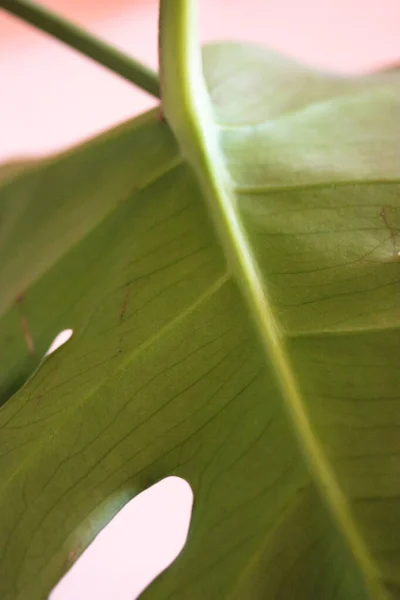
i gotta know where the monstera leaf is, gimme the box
[1,1,400,599]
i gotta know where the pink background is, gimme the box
[1,0,399,598]
[1,0,399,161]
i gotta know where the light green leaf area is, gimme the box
[1,44,400,600]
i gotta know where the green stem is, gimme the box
[158,0,210,145]
[1,0,160,98]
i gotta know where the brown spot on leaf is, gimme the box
[15,291,35,356]
[380,206,399,257]
[119,287,130,323]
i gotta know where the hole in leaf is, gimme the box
[0,329,74,407]
[50,476,193,600]
[45,329,74,356]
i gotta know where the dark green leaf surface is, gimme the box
[0,42,400,600]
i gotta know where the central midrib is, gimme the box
[159,1,387,597]
[190,123,386,600]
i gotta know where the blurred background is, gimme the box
[0,0,399,161]
[0,0,399,598]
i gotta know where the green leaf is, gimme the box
[0,112,178,405]
[1,26,400,600]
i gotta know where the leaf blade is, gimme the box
[1,36,400,600]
